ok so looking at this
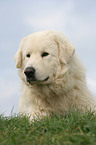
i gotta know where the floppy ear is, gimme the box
[48,30,75,64]
[15,50,22,68]
[56,40,75,64]
[15,37,25,68]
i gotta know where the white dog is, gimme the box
[15,30,96,117]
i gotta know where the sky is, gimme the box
[0,0,96,116]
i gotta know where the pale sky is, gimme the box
[0,0,96,116]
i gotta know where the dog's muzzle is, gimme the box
[24,67,49,83]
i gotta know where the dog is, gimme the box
[15,30,96,118]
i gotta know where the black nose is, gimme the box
[24,67,35,78]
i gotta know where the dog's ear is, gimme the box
[51,31,75,64]
[15,37,26,68]
[56,40,75,64]
[15,49,22,68]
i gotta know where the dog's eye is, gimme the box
[41,52,49,57]
[26,54,31,58]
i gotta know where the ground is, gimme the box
[0,110,96,145]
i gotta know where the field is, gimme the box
[0,110,96,145]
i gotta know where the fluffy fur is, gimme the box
[15,30,96,118]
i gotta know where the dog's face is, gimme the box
[15,31,75,85]
[21,38,59,84]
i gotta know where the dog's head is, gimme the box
[15,30,75,85]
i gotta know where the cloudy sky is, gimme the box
[0,0,96,116]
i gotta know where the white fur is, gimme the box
[15,30,96,118]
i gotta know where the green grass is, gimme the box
[0,110,96,145]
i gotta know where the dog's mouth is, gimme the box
[24,67,49,84]
[42,76,49,81]
[26,76,49,84]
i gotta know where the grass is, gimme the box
[0,110,96,145]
